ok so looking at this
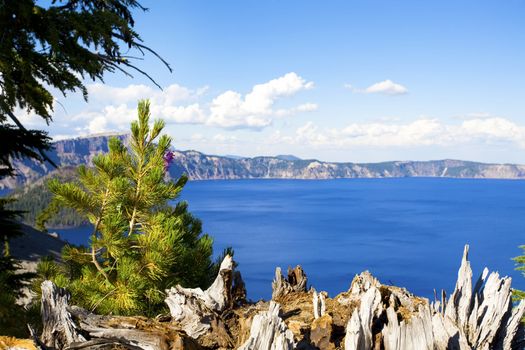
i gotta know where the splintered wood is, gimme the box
[34,246,524,350]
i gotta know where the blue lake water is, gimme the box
[56,178,525,301]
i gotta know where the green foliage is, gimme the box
[0,0,168,335]
[37,101,215,316]
[0,200,39,337]
[0,126,52,178]
[6,167,85,229]
[513,245,525,302]
[0,0,169,176]
[0,198,24,255]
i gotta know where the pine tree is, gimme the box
[0,0,171,333]
[38,101,215,315]
[0,0,170,166]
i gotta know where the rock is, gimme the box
[47,232,59,239]
[310,314,335,350]
[287,320,309,339]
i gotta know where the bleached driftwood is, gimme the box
[36,245,525,350]
[162,255,239,348]
[69,308,172,350]
[382,301,437,350]
[164,255,233,339]
[349,270,381,296]
[38,281,202,350]
[312,289,327,319]
[343,245,525,350]
[440,245,525,349]
[36,256,239,350]
[238,301,295,350]
[40,280,86,349]
[344,286,382,350]
[271,265,307,300]
[232,269,248,306]
[167,254,233,313]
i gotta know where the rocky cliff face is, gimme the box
[2,134,525,190]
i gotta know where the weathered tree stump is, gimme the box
[238,301,295,350]
[40,280,86,349]
[271,265,307,300]
[344,286,382,350]
[38,282,203,350]
[342,245,525,350]
[164,255,238,348]
[312,289,327,320]
[35,245,525,350]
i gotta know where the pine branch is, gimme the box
[111,32,172,73]
[5,109,58,169]
[90,188,112,283]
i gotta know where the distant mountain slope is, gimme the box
[1,133,127,189]
[2,133,525,190]
[276,154,302,161]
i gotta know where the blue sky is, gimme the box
[22,0,525,163]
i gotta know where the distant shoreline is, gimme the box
[184,175,525,181]
[2,134,525,191]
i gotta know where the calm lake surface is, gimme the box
[56,178,525,301]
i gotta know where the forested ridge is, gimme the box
[7,167,85,228]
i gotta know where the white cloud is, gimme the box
[207,72,315,129]
[295,103,318,112]
[155,103,206,124]
[453,112,493,120]
[48,72,316,135]
[345,79,408,95]
[87,116,109,134]
[87,83,196,105]
[364,80,408,95]
[176,133,242,151]
[275,103,319,117]
[212,133,239,143]
[274,117,525,148]
[14,99,59,127]
[460,117,525,143]
[190,133,206,142]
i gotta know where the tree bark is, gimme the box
[271,265,307,300]
[40,281,86,349]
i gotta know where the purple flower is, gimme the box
[163,151,175,172]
